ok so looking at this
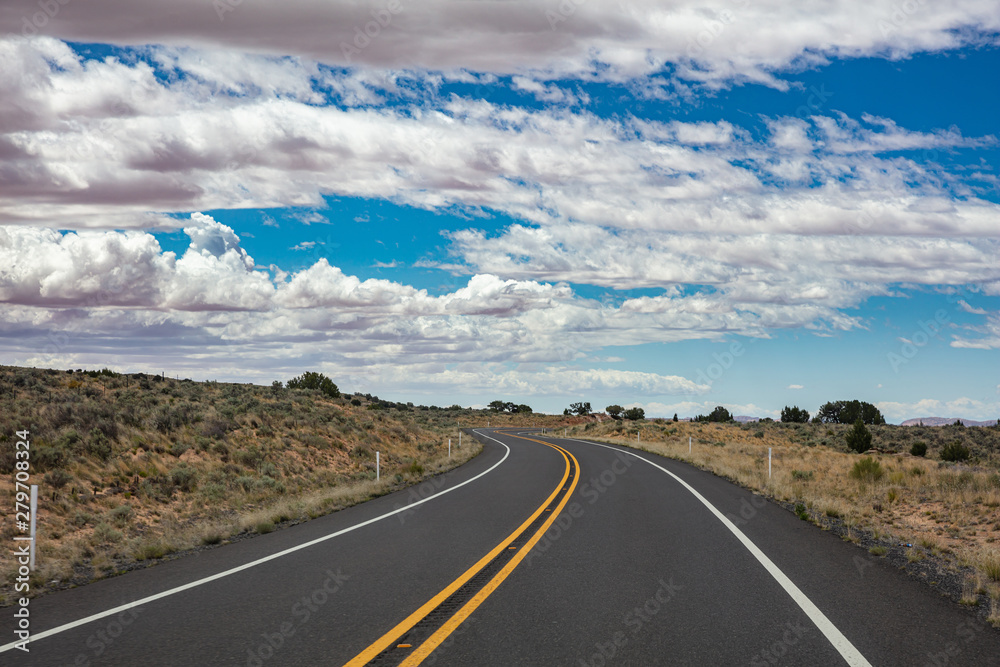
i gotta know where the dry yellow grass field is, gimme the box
[570,418,1000,625]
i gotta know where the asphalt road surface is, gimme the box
[3,428,999,666]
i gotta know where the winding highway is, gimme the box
[3,429,999,665]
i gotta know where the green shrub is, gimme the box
[940,441,970,462]
[109,504,133,526]
[849,457,884,483]
[845,419,872,453]
[91,522,123,545]
[256,521,275,534]
[170,465,197,492]
[86,427,113,461]
[794,502,809,520]
[791,470,814,481]
[910,441,927,457]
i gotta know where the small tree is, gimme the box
[909,441,927,457]
[780,405,810,423]
[940,441,970,462]
[569,401,592,416]
[706,405,733,423]
[287,371,340,398]
[672,413,678,422]
[516,404,533,414]
[623,407,645,421]
[845,419,872,453]
[488,400,506,412]
[606,405,623,419]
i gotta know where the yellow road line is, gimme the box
[399,437,580,665]
[343,433,575,666]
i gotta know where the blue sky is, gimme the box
[1,1,998,422]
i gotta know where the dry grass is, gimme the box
[571,419,1000,596]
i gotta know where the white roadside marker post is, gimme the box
[448,439,451,458]
[376,452,380,481]
[769,447,772,479]
[29,484,38,570]
[689,436,692,453]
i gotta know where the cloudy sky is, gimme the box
[1,1,998,422]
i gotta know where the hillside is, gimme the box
[0,366,569,602]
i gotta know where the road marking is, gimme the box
[0,430,509,655]
[559,436,872,667]
[398,437,580,666]
[345,434,579,666]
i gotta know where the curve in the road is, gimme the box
[562,436,872,667]
[346,432,580,666]
[0,429,511,656]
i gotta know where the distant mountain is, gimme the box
[734,415,759,423]
[901,417,998,427]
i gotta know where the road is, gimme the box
[3,428,999,665]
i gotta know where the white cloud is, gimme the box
[2,1,998,87]
[788,384,804,389]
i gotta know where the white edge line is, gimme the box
[560,437,872,667]
[0,430,509,653]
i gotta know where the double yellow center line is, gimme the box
[344,433,579,666]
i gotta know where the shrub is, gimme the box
[109,504,134,527]
[170,465,197,492]
[910,441,927,457]
[86,427,113,461]
[791,470,813,481]
[32,444,65,471]
[256,521,275,534]
[286,372,340,398]
[940,441,970,462]
[849,457,884,483]
[606,405,623,419]
[845,419,872,453]
[623,407,645,421]
[91,522,123,545]
[794,502,809,520]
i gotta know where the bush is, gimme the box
[109,504,134,527]
[44,468,72,488]
[940,441,970,462]
[845,419,872,453]
[910,441,927,457]
[86,427,113,461]
[849,457,884,483]
[606,405,623,419]
[623,407,646,421]
[781,406,810,423]
[287,372,340,398]
[170,465,197,492]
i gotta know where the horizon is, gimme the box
[1,2,999,422]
